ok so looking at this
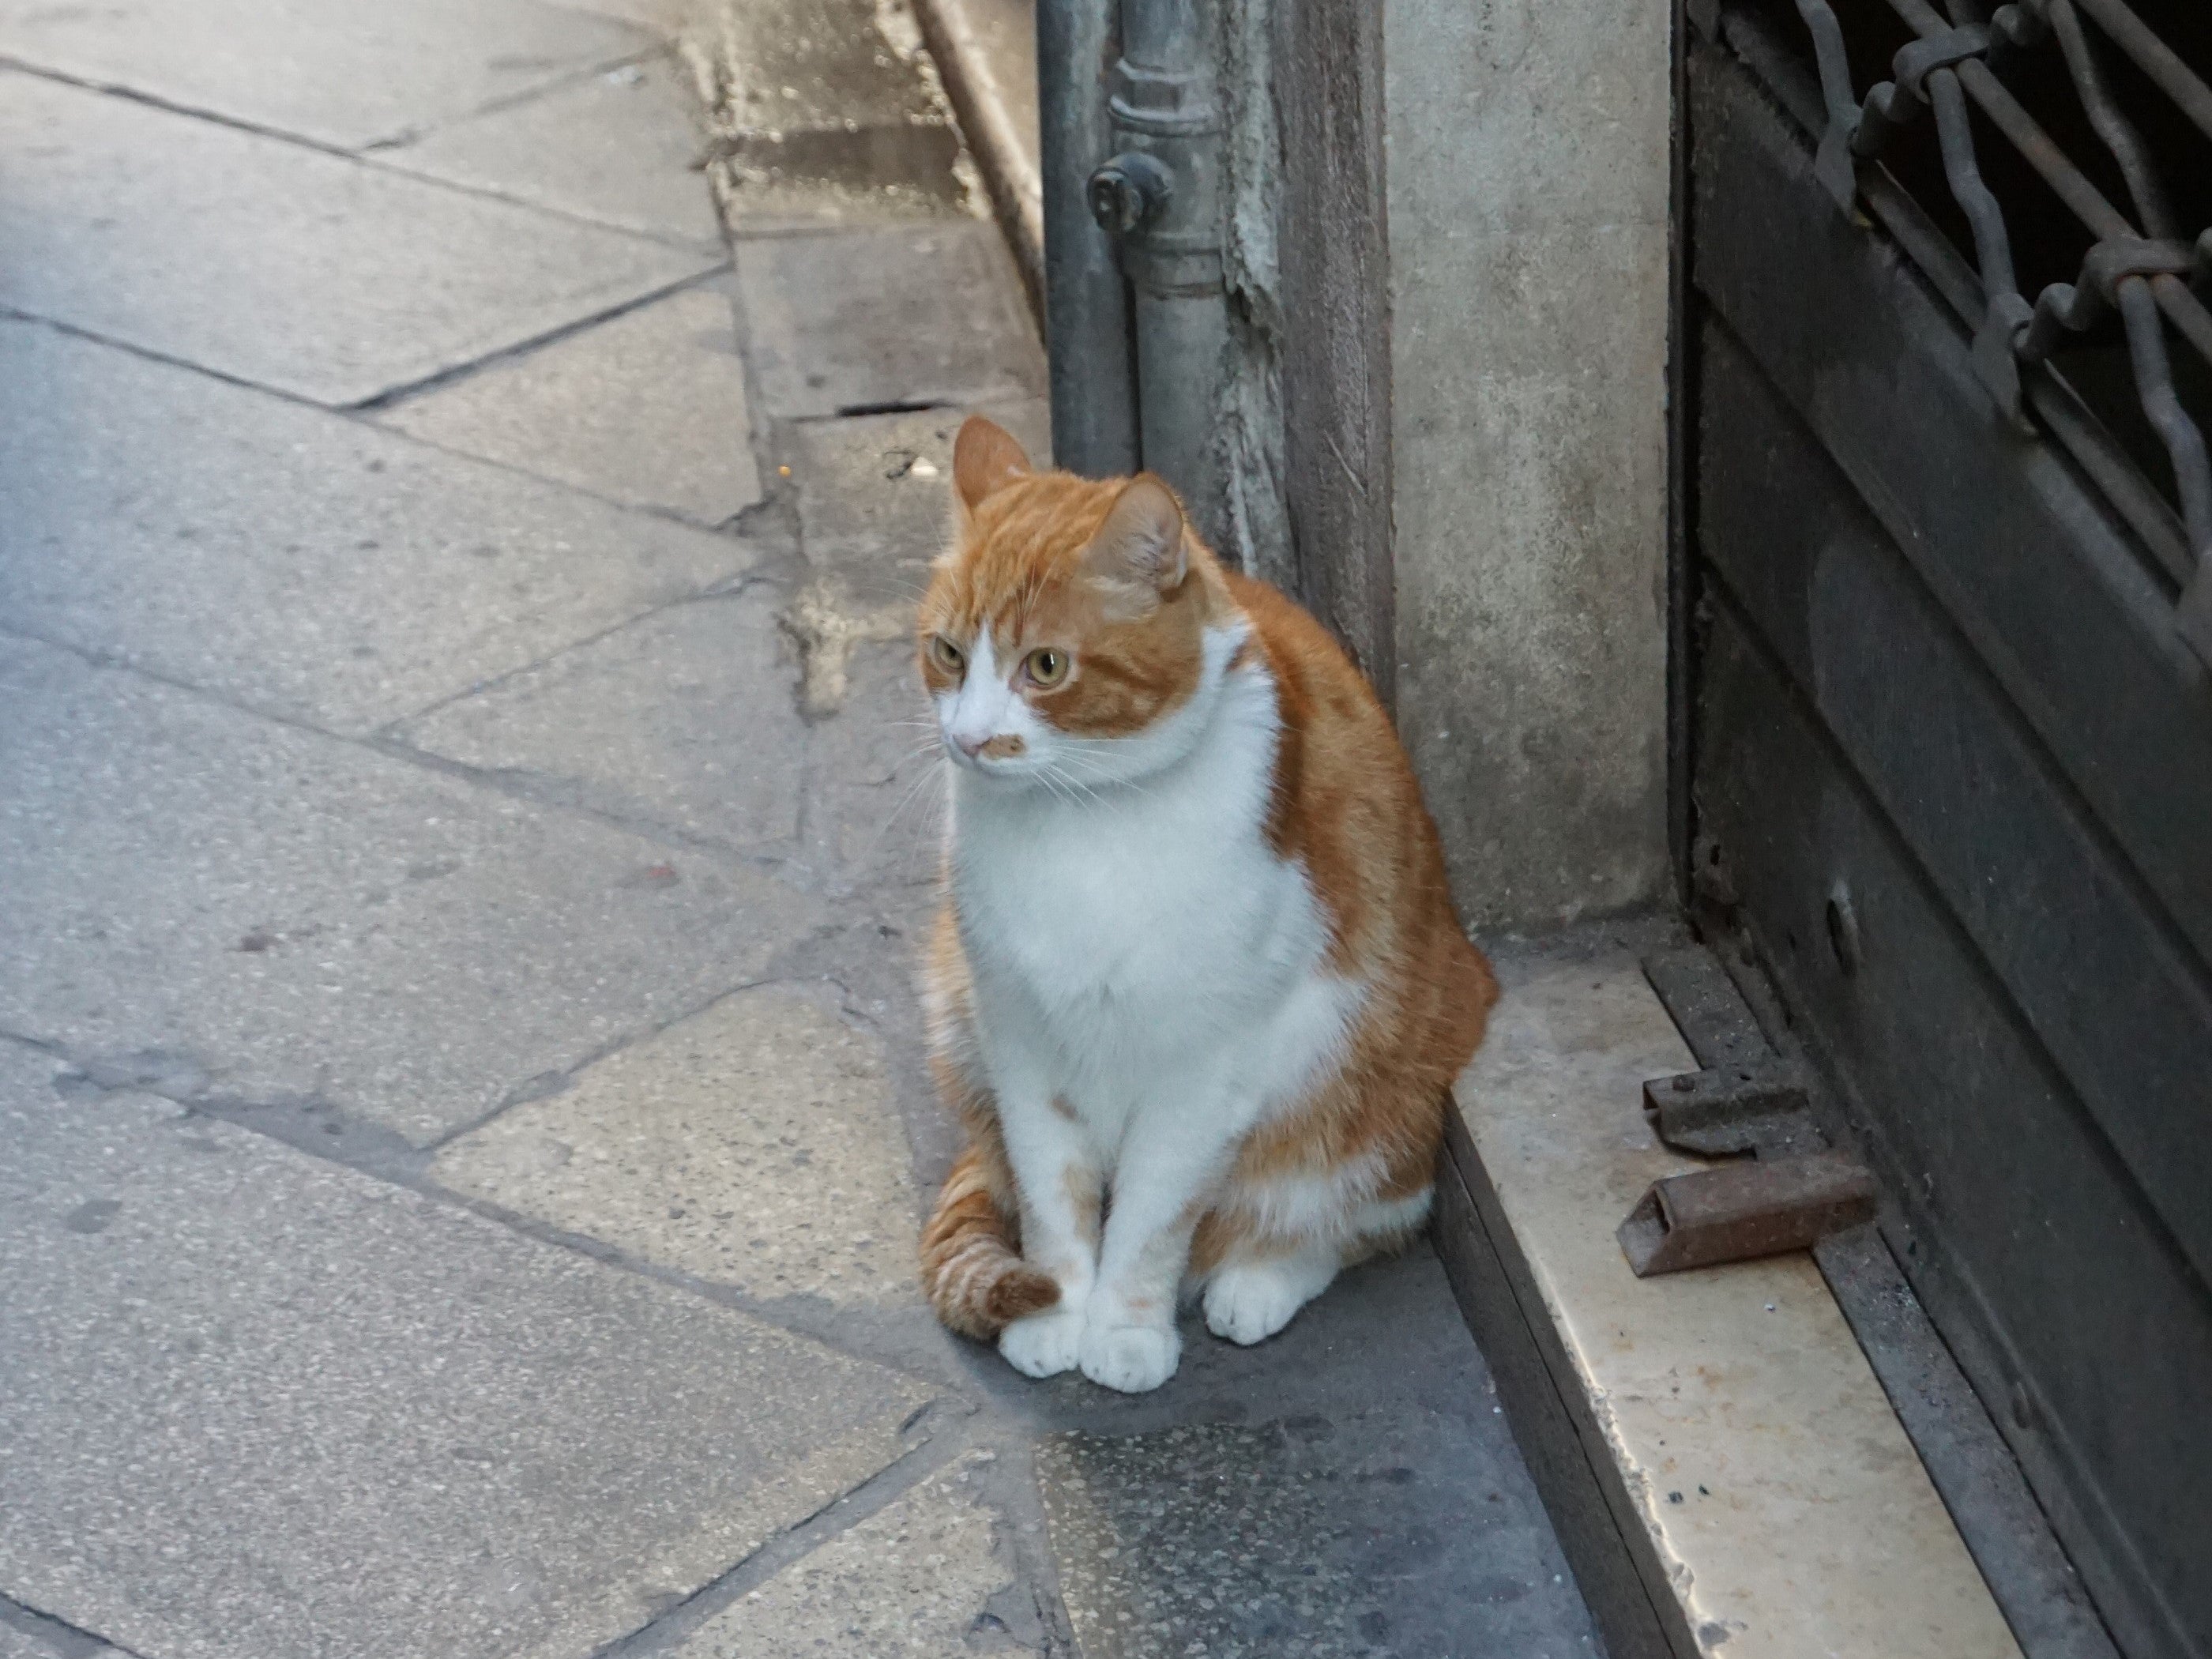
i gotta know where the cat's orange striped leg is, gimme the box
[985,1048,1104,1379]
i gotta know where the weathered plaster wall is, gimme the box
[1217,0,1292,589]
[1384,0,1672,930]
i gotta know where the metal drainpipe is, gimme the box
[1037,0,1139,476]
[1088,0,1231,548]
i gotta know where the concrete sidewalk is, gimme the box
[0,2,1597,1654]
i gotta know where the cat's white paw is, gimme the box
[1202,1259,1332,1345]
[999,1306,1087,1379]
[1078,1320,1181,1393]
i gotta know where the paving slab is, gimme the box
[1036,1411,1599,1659]
[0,1605,114,1659]
[0,319,758,735]
[668,1453,1015,1656]
[392,587,807,850]
[0,70,716,407]
[0,1040,934,1659]
[0,0,650,151]
[0,636,820,1147]
[787,400,1051,608]
[433,985,920,1307]
[375,283,762,526]
[774,403,1048,735]
[735,221,1044,418]
[382,55,724,250]
[798,637,948,894]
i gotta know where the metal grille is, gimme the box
[1731,0,2212,668]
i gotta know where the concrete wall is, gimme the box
[1383,0,1672,931]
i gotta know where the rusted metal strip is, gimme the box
[1641,1062,1816,1157]
[1619,1153,1878,1278]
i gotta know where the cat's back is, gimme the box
[1225,570,1495,1048]
[1224,569,1428,877]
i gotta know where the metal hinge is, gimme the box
[1618,1059,1876,1277]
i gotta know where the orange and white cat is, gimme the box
[916,415,1495,1393]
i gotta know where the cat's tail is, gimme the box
[920,1144,1060,1339]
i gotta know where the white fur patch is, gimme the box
[943,617,1386,1388]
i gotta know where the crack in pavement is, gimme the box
[778,576,915,719]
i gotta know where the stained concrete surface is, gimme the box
[690,0,969,229]
[0,319,756,735]
[381,54,726,250]
[374,280,764,525]
[735,221,1045,417]
[1040,1413,1593,1659]
[0,0,1598,1653]
[0,1045,932,1659]
[666,1454,1020,1656]
[390,587,808,850]
[1383,0,1672,931]
[433,986,920,1306]
[0,0,651,151]
[0,67,716,407]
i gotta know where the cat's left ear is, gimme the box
[953,415,1033,514]
[1085,475,1188,606]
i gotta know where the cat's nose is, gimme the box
[952,732,989,759]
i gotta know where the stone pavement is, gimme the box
[0,2,1600,1653]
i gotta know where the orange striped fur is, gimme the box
[912,416,1495,1385]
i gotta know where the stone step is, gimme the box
[1438,942,2034,1659]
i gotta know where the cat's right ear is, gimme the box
[1085,475,1187,610]
[953,416,1033,514]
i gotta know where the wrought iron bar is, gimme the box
[1793,0,2212,668]
[2045,0,2176,240]
[1882,0,2212,359]
[2118,279,2212,560]
[1795,0,1868,208]
[2068,0,2212,142]
[1931,68,2036,416]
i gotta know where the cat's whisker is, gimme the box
[876,757,950,845]
[1048,769,1111,813]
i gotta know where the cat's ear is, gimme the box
[952,415,1033,513]
[1085,475,1188,606]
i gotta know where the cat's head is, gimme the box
[917,415,1230,789]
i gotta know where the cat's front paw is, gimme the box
[999,1305,1087,1379]
[1078,1320,1181,1393]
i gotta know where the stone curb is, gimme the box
[1437,946,2032,1659]
[909,0,1044,322]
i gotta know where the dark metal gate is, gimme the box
[1678,2,2212,1653]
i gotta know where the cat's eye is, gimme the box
[1024,647,1070,688]
[930,636,966,675]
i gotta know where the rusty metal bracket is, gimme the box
[1622,1056,1876,1277]
[1620,1152,1878,1277]
[1642,1060,1818,1157]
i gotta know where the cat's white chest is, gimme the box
[965,792,1283,1000]
[949,660,1329,1089]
